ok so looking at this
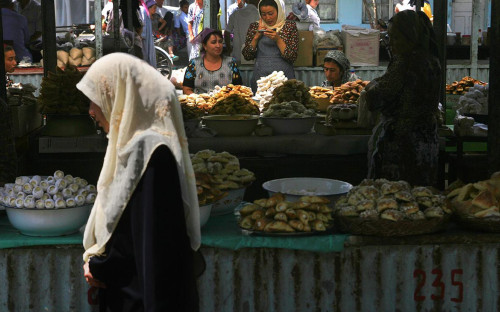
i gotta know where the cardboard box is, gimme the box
[341,26,380,66]
[314,46,343,67]
[294,31,313,67]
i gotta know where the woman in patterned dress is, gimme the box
[182,29,242,94]
[365,10,441,187]
[242,0,299,92]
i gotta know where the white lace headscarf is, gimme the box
[258,0,286,32]
[77,53,200,262]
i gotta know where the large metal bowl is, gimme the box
[202,115,259,137]
[260,117,316,135]
[262,177,352,206]
[5,204,92,237]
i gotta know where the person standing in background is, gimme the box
[1,0,32,62]
[292,0,320,30]
[16,0,42,61]
[187,0,203,60]
[1,44,18,186]
[321,50,350,88]
[155,0,167,18]
[242,0,299,92]
[365,11,440,187]
[225,0,259,64]
[226,0,245,23]
[139,0,157,67]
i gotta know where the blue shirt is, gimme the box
[1,8,32,62]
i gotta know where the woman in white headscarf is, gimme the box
[78,53,201,311]
[242,0,299,92]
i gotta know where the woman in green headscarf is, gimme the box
[365,10,441,187]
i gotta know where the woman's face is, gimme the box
[148,4,157,16]
[260,5,278,26]
[89,102,110,133]
[203,34,223,58]
[323,60,342,86]
[308,0,319,9]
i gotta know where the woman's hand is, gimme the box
[263,29,279,42]
[83,262,106,288]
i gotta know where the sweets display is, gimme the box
[191,149,255,190]
[446,76,487,95]
[329,80,369,105]
[254,71,288,109]
[335,179,451,221]
[0,171,96,209]
[267,79,317,110]
[447,172,500,218]
[238,193,333,233]
[261,101,316,118]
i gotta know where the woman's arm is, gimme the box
[242,22,260,61]
[158,17,167,32]
[278,21,299,63]
[182,60,196,94]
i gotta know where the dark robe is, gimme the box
[89,145,199,312]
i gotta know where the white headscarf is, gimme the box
[258,0,286,32]
[77,53,200,262]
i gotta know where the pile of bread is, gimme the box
[447,172,500,218]
[178,93,211,120]
[238,193,333,233]
[336,179,451,221]
[446,76,487,95]
[209,84,253,104]
[57,47,96,68]
[330,80,369,105]
[191,149,255,190]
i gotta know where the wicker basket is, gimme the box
[335,215,450,237]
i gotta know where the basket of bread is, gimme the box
[446,172,500,232]
[237,193,334,235]
[334,179,451,236]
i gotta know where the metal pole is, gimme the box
[203,1,211,29]
[95,0,103,59]
[41,0,57,77]
[488,0,500,174]
[433,0,448,105]
[0,9,7,102]
[470,0,481,78]
[113,0,120,52]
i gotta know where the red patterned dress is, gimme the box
[242,20,298,92]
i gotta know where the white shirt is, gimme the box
[174,11,189,37]
[226,2,245,23]
[226,4,260,63]
[19,0,42,37]
[156,6,168,18]
[305,4,320,29]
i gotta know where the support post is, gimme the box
[488,0,500,174]
[95,0,103,59]
[433,0,448,105]
[41,0,57,77]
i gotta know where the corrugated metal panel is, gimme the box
[241,66,490,88]
[10,75,42,97]
[0,246,98,312]
[198,244,500,312]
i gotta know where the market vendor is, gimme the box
[182,29,242,94]
[242,0,298,92]
[1,44,18,186]
[365,10,440,187]
[321,50,350,88]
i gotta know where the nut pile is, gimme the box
[238,193,333,233]
[330,80,369,104]
[336,179,451,221]
[446,76,487,95]
[0,171,96,209]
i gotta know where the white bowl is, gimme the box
[211,187,246,216]
[260,117,316,135]
[262,177,352,206]
[5,204,92,236]
[199,204,212,228]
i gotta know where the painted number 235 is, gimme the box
[413,269,463,302]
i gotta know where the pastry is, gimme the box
[359,209,378,219]
[274,212,288,222]
[407,210,426,220]
[424,207,444,218]
[474,206,500,218]
[356,199,375,211]
[264,221,295,233]
[381,182,403,195]
[359,186,380,200]
[338,206,359,217]
[380,209,405,221]
[416,196,433,208]
[288,219,305,231]
[240,216,254,229]
[377,198,398,212]
[254,218,272,231]
[311,219,327,231]
[471,189,498,210]
[411,186,434,198]
[394,191,413,202]
[240,203,260,216]
[400,201,420,215]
